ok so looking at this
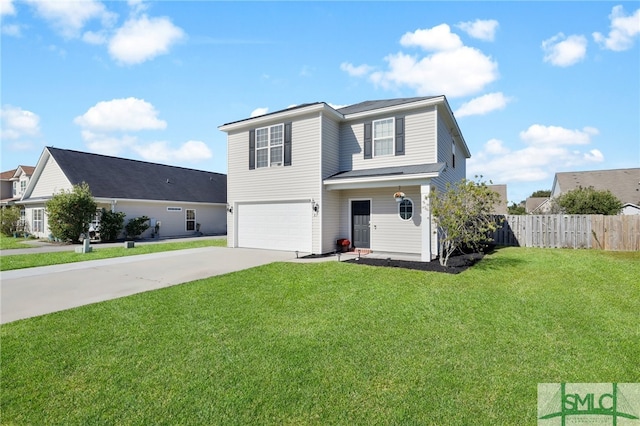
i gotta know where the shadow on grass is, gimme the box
[474,246,527,271]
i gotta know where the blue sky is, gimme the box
[2,1,639,203]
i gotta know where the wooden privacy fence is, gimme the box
[492,215,640,251]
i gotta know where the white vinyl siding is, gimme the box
[321,116,342,253]
[30,156,72,198]
[340,106,437,171]
[432,110,466,193]
[337,187,422,255]
[227,112,323,252]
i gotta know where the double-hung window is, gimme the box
[33,208,44,233]
[373,118,394,157]
[256,124,283,168]
[186,209,196,231]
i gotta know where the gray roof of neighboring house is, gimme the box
[336,96,439,115]
[526,197,550,213]
[326,163,445,180]
[554,168,640,205]
[47,147,226,203]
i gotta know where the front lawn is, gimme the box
[0,238,227,271]
[2,248,638,424]
[0,233,37,250]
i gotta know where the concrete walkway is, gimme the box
[1,246,295,324]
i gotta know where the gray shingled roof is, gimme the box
[48,147,226,203]
[326,163,444,180]
[336,97,439,115]
[555,168,640,205]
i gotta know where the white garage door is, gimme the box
[237,202,312,252]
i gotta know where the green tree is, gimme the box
[98,208,126,242]
[46,182,97,243]
[430,178,501,266]
[555,186,623,215]
[0,206,21,235]
[125,216,150,239]
[531,189,551,198]
[507,202,526,215]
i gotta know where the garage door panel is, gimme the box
[238,202,312,252]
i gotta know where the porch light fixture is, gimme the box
[394,191,405,202]
[312,201,320,214]
[226,204,233,214]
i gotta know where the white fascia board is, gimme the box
[341,96,445,121]
[218,103,341,132]
[21,148,51,200]
[94,197,226,207]
[324,173,438,190]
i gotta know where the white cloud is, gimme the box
[369,47,498,97]
[81,130,137,156]
[345,23,498,98]
[0,0,16,16]
[0,105,40,140]
[455,92,511,118]
[24,0,115,39]
[400,24,463,51]
[456,19,499,41]
[82,30,107,45]
[468,124,603,185]
[519,124,598,145]
[2,23,21,37]
[250,107,269,117]
[340,62,374,77]
[108,15,185,65]
[74,97,167,132]
[132,140,212,163]
[593,5,640,51]
[542,33,588,67]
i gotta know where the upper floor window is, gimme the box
[13,181,17,196]
[364,116,404,159]
[249,122,291,169]
[452,141,456,168]
[20,180,27,194]
[373,118,394,157]
[256,124,283,168]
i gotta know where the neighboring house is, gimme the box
[488,184,508,215]
[21,147,227,239]
[551,168,640,215]
[1,165,35,206]
[525,197,551,214]
[219,96,471,261]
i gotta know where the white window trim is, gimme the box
[33,208,44,233]
[398,197,414,221]
[372,117,395,158]
[255,123,284,168]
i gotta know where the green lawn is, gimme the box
[2,248,638,424]
[0,238,227,271]
[0,233,37,250]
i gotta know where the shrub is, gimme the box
[46,183,97,243]
[0,206,21,236]
[555,186,623,215]
[125,216,150,239]
[99,209,126,242]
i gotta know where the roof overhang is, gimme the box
[324,163,444,190]
[218,103,343,132]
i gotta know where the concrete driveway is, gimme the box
[1,247,295,324]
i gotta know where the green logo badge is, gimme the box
[538,383,639,425]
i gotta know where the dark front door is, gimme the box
[352,200,370,249]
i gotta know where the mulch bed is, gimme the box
[344,252,484,274]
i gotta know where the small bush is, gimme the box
[125,216,150,239]
[99,209,126,242]
[0,206,21,236]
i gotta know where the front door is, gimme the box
[352,200,370,249]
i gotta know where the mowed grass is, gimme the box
[0,233,36,250]
[0,238,227,271]
[2,248,638,424]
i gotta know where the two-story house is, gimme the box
[1,165,35,206]
[219,96,471,261]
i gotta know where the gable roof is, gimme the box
[219,96,471,158]
[31,147,226,204]
[0,169,16,180]
[553,168,640,205]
